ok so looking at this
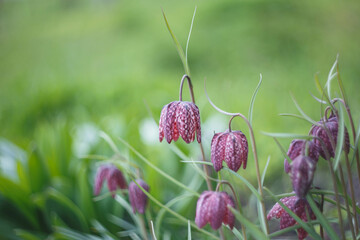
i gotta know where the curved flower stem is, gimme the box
[180,75,212,190]
[179,74,196,103]
[338,164,356,239]
[216,181,247,240]
[205,84,269,234]
[333,98,360,194]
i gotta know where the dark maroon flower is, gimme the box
[128,179,150,214]
[267,196,316,240]
[211,130,248,172]
[159,101,201,144]
[195,191,235,230]
[94,164,127,197]
[284,140,319,173]
[290,155,316,198]
[310,115,350,159]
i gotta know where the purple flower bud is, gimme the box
[267,196,316,240]
[211,130,248,172]
[94,165,127,197]
[291,155,316,198]
[284,140,319,174]
[128,179,150,214]
[195,191,235,230]
[159,101,201,144]
[310,115,350,159]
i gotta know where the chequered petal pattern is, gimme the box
[310,116,350,159]
[128,179,150,214]
[284,139,319,173]
[267,196,316,240]
[291,155,316,198]
[159,101,201,144]
[94,164,127,198]
[195,191,235,230]
[211,130,248,172]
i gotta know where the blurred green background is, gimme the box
[0,0,359,239]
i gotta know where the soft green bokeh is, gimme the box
[0,0,359,239]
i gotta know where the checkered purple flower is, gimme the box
[94,164,127,197]
[211,130,248,172]
[159,101,201,144]
[290,155,317,198]
[267,196,316,240]
[310,115,350,159]
[284,139,319,174]
[128,179,150,214]
[195,191,235,230]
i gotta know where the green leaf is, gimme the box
[162,9,188,75]
[306,195,339,240]
[291,94,318,125]
[325,56,338,99]
[231,227,244,240]
[46,188,88,232]
[230,207,268,240]
[248,74,262,124]
[187,220,191,240]
[54,227,101,240]
[261,156,271,186]
[118,136,200,197]
[14,229,42,240]
[336,61,347,102]
[314,73,333,107]
[278,113,308,122]
[351,120,360,166]
[333,103,345,170]
[185,6,197,76]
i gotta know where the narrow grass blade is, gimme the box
[291,94,318,125]
[231,227,244,240]
[351,120,360,166]
[310,93,327,104]
[131,180,220,240]
[314,73,333,107]
[188,220,192,240]
[162,9,188,75]
[185,6,197,76]
[326,56,338,99]
[248,74,262,124]
[230,208,268,240]
[306,195,339,240]
[99,131,121,155]
[333,103,345,170]
[264,188,321,239]
[336,61,347,102]
[54,227,101,240]
[261,156,271,185]
[118,136,199,196]
[151,221,157,240]
[47,188,89,232]
[279,113,308,122]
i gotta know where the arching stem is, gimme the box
[205,83,269,234]
[180,75,212,190]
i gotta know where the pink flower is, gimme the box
[267,196,316,240]
[128,179,150,214]
[195,191,235,230]
[94,165,127,197]
[284,139,319,174]
[159,101,201,144]
[211,130,248,172]
[310,115,350,159]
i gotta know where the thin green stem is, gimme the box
[345,153,359,234]
[139,214,149,240]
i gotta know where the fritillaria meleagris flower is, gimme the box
[159,101,201,144]
[310,115,350,160]
[211,130,248,172]
[195,191,235,230]
[290,155,317,198]
[284,139,319,174]
[94,164,127,197]
[267,196,316,240]
[128,179,150,214]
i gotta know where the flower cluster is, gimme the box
[94,164,149,214]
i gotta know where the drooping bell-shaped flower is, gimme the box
[159,101,201,144]
[128,179,150,214]
[195,191,235,230]
[159,75,201,144]
[267,196,316,240]
[310,115,350,159]
[284,139,319,173]
[211,130,248,172]
[290,155,317,198]
[94,164,127,197]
